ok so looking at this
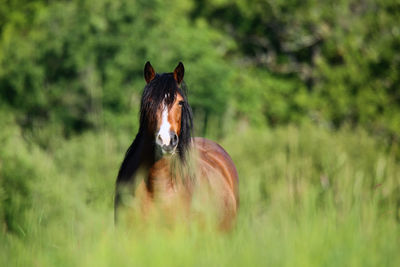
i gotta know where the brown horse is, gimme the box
[115,62,239,229]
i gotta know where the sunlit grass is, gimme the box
[1,123,399,266]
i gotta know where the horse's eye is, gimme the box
[178,101,184,106]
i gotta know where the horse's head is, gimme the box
[140,62,192,158]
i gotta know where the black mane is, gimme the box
[115,72,193,185]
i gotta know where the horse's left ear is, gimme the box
[173,62,184,85]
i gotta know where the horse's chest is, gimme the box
[134,166,191,211]
[149,178,186,202]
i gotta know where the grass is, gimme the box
[1,122,399,266]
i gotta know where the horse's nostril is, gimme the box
[171,133,178,146]
[157,134,163,144]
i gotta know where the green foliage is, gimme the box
[1,0,400,265]
[1,0,399,139]
[0,111,37,234]
[0,0,235,137]
[193,0,400,138]
[230,68,309,126]
[1,123,400,265]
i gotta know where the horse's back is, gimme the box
[192,137,239,228]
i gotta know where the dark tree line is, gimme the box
[0,0,399,141]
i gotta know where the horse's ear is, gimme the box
[173,62,184,85]
[144,61,155,84]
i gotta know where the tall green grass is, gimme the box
[1,122,399,266]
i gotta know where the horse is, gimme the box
[114,62,239,230]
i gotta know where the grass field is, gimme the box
[1,121,400,266]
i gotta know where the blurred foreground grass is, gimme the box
[1,120,400,266]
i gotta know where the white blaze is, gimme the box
[158,104,171,146]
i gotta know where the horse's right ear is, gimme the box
[144,61,155,84]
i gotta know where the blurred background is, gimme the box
[1,0,400,265]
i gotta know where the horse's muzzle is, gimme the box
[156,131,178,154]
